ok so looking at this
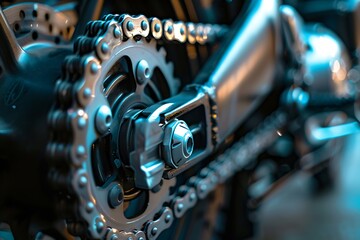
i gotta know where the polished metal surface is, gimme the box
[197,0,281,143]
[0,1,358,239]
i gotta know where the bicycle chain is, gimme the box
[48,13,286,239]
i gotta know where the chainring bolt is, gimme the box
[95,105,112,134]
[108,184,124,208]
[136,59,151,84]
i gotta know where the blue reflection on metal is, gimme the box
[312,121,360,142]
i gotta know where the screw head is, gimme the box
[108,184,123,208]
[95,105,112,134]
[136,59,151,84]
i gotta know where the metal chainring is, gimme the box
[47,17,180,239]
[3,3,76,47]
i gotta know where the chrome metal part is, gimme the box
[280,5,306,59]
[136,59,151,84]
[303,24,351,96]
[305,112,360,144]
[95,105,112,134]
[3,3,77,46]
[162,119,194,168]
[0,6,24,72]
[171,186,197,218]
[122,15,150,39]
[195,0,281,143]
[46,7,295,240]
[149,17,162,39]
[145,207,174,240]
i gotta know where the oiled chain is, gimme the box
[127,110,287,240]
[49,13,286,240]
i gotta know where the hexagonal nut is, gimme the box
[162,120,194,168]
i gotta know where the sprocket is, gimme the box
[48,17,180,239]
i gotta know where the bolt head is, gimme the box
[136,60,151,84]
[95,105,112,134]
[163,120,194,168]
[108,184,123,208]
